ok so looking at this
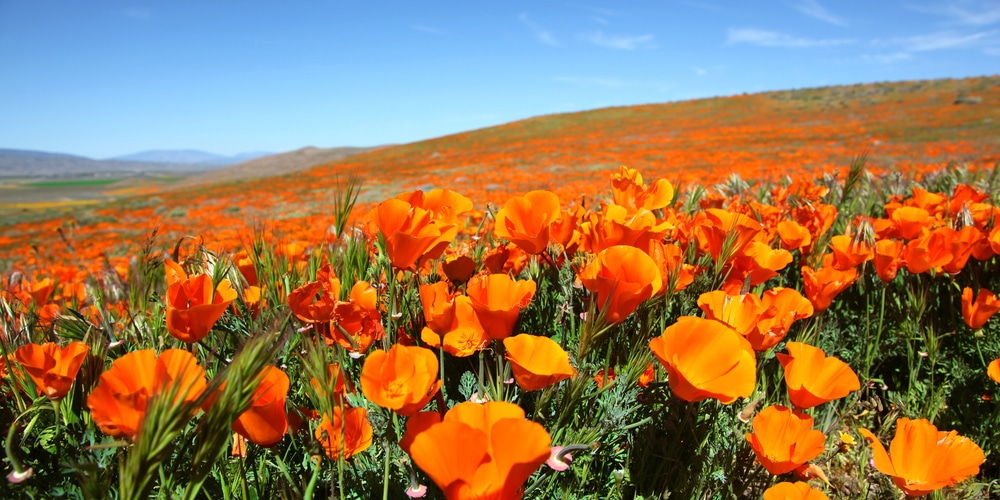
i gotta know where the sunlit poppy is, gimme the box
[368,198,457,271]
[165,272,237,343]
[801,265,857,311]
[328,281,385,355]
[903,229,953,275]
[87,349,207,440]
[466,274,536,341]
[828,234,872,270]
[762,481,829,500]
[315,405,373,461]
[287,264,341,324]
[580,203,671,254]
[13,341,89,399]
[962,287,1000,330]
[890,206,931,240]
[777,220,813,252]
[777,342,860,409]
[749,287,813,351]
[396,188,474,225]
[649,316,755,404]
[698,290,771,338]
[493,190,561,255]
[858,418,984,498]
[745,405,825,475]
[407,401,551,499]
[578,245,662,324]
[310,363,354,407]
[503,334,576,391]
[361,344,441,416]
[233,366,289,447]
[610,165,674,212]
[421,295,488,357]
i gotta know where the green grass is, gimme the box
[23,178,122,188]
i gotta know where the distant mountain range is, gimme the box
[111,149,272,165]
[0,148,272,177]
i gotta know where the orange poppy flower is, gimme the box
[328,281,385,355]
[610,165,674,212]
[749,287,813,351]
[368,198,457,271]
[828,235,872,270]
[649,316,755,404]
[407,401,551,499]
[579,204,671,254]
[961,287,1000,330]
[493,190,561,255]
[858,418,984,498]
[903,229,953,275]
[466,274,536,341]
[801,265,857,312]
[646,240,695,293]
[777,220,813,252]
[87,349,207,440]
[360,344,441,416]
[890,206,931,240]
[693,208,762,264]
[314,405,373,461]
[396,188,474,225]
[777,342,860,409]
[441,254,477,284]
[13,341,89,399]
[745,405,825,475]
[503,334,576,391]
[419,281,457,334]
[873,239,905,282]
[421,295,488,357]
[762,481,829,500]
[287,264,341,323]
[165,273,237,343]
[732,241,794,286]
[638,363,656,388]
[594,367,616,389]
[233,366,289,447]
[578,245,662,324]
[988,357,1000,384]
[698,290,771,338]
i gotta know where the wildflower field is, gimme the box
[2,76,1000,499]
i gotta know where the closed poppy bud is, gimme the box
[165,274,237,343]
[13,341,89,400]
[962,287,1000,330]
[466,274,536,341]
[87,349,207,440]
[493,190,561,255]
[745,405,825,476]
[503,334,576,391]
[578,245,662,324]
[361,344,441,416]
[233,366,290,447]
[762,481,829,500]
[315,406,373,461]
[649,316,755,404]
[777,342,860,409]
[858,418,984,498]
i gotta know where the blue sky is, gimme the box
[1,1,998,159]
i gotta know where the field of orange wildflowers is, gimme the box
[2,76,1000,499]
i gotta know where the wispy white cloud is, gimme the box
[693,66,708,76]
[884,29,999,51]
[519,13,559,46]
[861,52,913,63]
[551,76,631,88]
[727,28,856,47]
[583,31,656,50]
[792,0,847,26]
[413,25,447,36]
[906,1,1000,26]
